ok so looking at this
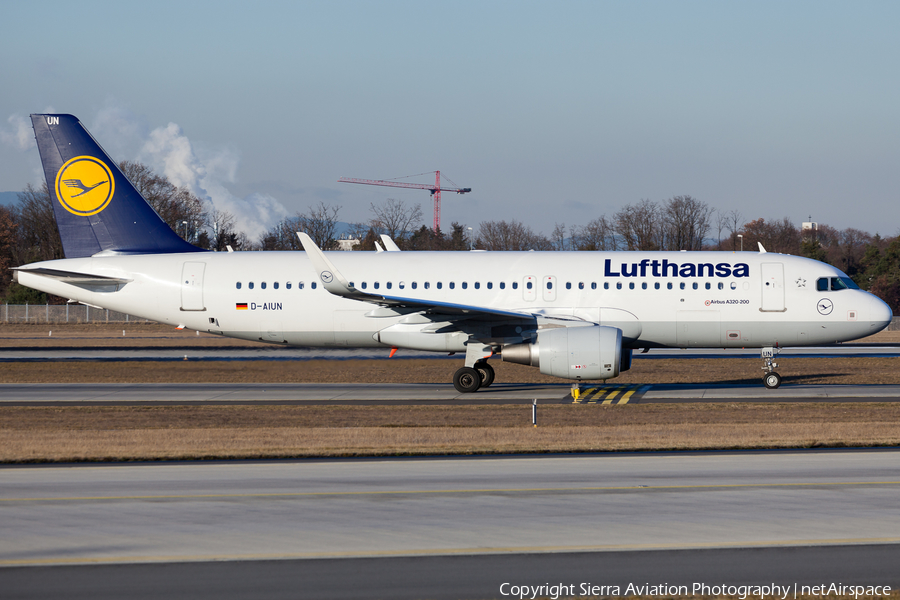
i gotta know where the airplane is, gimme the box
[12,114,894,392]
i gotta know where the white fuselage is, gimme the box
[16,250,892,352]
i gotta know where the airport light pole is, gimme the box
[738,234,743,252]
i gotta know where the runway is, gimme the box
[2,451,899,599]
[3,381,900,405]
[1,343,898,362]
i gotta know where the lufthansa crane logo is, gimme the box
[321,271,334,284]
[54,156,115,216]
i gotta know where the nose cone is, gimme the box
[869,294,894,334]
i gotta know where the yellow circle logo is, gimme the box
[54,156,115,216]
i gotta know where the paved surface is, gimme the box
[1,344,899,362]
[1,451,899,598]
[3,381,900,405]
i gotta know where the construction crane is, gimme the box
[338,171,471,232]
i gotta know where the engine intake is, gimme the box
[501,325,624,380]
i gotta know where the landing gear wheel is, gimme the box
[763,372,782,389]
[453,367,482,393]
[475,362,495,388]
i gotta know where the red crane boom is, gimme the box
[338,171,471,231]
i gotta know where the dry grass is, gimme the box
[3,324,899,462]
[3,404,900,462]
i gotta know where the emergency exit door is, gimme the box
[180,262,206,311]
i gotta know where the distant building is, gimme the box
[336,236,360,251]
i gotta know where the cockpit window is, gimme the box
[818,276,859,291]
[832,277,859,290]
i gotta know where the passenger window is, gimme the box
[705,282,711,290]
[566,282,572,290]
[513,282,518,290]
[579,282,585,290]
[361,282,367,289]
[424,282,430,289]
[817,278,829,291]
[298,282,303,289]
[450,282,455,289]
[668,282,673,290]
[374,282,380,289]
[591,282,597,290]
[654,282,660,290]
[629,282,635,290]
[236,282,241,289]
[437,282,443,289]
[641,282,647,290]
[718,282,724,290]
[462,282,468,289]
[547,282,552,290]
[487,282,493,289]
[527,281,533,290]
[261,282,267,290]
[398,282,405,289]
[499,282,505,289]
[730,282,737,290]
[475,282,480,290]
[680,282,686,290]
[274,282,279,290]
[604,282,609,290]
[249,282,255,290]
[692,282,699,290]
[311,282,317,289]
[412,282,417,289]
[616,282,622,290]
[386,282,392,289]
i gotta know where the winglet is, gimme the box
[758,242,767,253]
[380,235,401,251]
[297,232,357,296]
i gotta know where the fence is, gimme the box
[1,303,899,330]
[1,304,156,324]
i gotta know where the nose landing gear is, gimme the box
[761,346,782,389]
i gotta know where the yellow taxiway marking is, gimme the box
[4,480,900,504]
[574,384,647,404]
[4,537,900,567]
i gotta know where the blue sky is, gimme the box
[2,0,899,239]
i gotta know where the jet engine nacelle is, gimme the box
[501,325,624,380]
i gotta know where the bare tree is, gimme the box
[369,198,423,247]
[264,202,341,251]
[298,202,341,250]
[572,216,618,251]
[11,183,63,264]
[614,199,662,251]
[551,223,569,251]
[661,195,712,251]
[0,205,17,290]
[477,220,552,251]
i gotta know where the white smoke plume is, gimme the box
[1,114,37,150]
[91,102,289,241]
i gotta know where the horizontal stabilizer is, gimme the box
[13,267,132,291]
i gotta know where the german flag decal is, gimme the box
[236,303,248,310]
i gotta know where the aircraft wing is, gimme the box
[298,233,557,322]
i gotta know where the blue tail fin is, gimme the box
[31,114,205,258]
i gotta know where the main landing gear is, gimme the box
[453,361,495,393]
[761,346,782,389]
[452,343,496,393]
